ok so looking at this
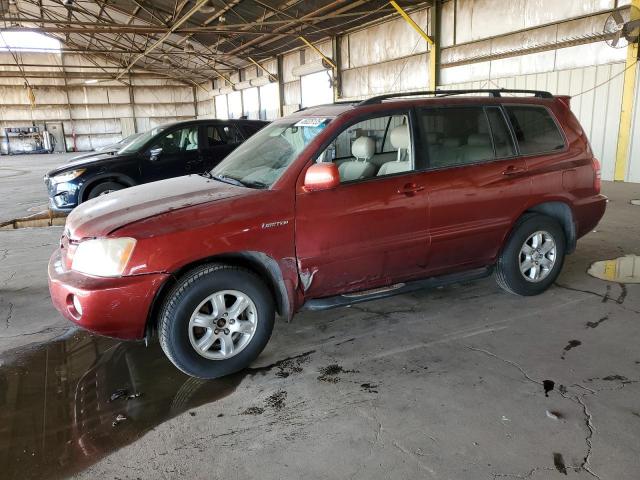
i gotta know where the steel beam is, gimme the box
[614,0,640,181]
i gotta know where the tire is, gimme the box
[495,213,566,296]
[159,264,275,379]
[86,181,124,200]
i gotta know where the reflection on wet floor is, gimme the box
[0,330,248,480]
[588,255,640,283]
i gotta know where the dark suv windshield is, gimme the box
[117,125,170,154]
[210,117,331,188]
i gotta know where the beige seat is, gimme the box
[185,129,198,150]
[377,125,412,176]
[338,136,377,182]
[459,133,493,164]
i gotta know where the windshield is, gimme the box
[118,125,169,154]
[210,117,331,188]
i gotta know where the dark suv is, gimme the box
[48,89,606,378]
[44,119,268,212]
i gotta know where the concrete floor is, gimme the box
[0,153,639,479]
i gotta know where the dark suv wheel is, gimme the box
[86,181,124,200]
[159,264,275,379]
[495,213,566,296]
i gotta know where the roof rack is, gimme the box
[294,100,359,113]
[358,88,554,106]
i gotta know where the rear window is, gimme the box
[504,105,565,155]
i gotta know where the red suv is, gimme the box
[48,89,606,378]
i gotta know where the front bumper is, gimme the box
[44,175,81,212]
[48,249,170,339]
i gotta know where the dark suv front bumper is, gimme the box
[44,175,81,212]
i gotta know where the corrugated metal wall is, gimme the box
[442,63,627,181]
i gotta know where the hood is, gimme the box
[48,152,135,176]
[66,175,246,238]
[68,149,117,163]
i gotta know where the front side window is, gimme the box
[418,107,500,169]
[318,114,414,183]
[154,126,199,153]
[505,105,565,155]
[210,117,331,188]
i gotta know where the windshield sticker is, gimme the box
[294,118,329,128]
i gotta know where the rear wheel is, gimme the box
[495,214,566,296]
[159,264,275,379]
[86,181,125,200]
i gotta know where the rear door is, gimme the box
[201,123,244,170]
[295,110,431,298]
[418,105,531,274]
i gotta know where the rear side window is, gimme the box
[241,124,265,137]
[206,124,242,147]
[504,105,565,155]
[417,107,508,169]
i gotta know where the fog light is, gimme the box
[72,295,83,316]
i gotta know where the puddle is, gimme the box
[588,255,640,284]
[0,331,249,480]
[0,210,67,230]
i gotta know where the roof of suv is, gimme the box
[289,89,561,119]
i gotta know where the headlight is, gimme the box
[51,169,85,184]
[71,237,136,277]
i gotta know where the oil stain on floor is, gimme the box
[0,330,305,480]
[588,255,640,284]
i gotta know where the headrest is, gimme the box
[425,132,439,144]
[188,129,198,144]
[390,125,410,150]
[477,114,489,134]
[467,133,491,146]
[351,136,375,160]
[442,137,462,148]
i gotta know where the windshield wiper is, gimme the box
[211,174,247,188]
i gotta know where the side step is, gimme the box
[302,267,492,311]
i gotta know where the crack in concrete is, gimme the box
[575,395,601,480]
[554,283,640,314]
[4,302,13,329]
[466,345,542,386]
[467,345,602,480]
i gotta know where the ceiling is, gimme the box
[0,0,428,85]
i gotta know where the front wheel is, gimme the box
[495,214,566,296]
[86,181,124,200]
[159,264,275,379]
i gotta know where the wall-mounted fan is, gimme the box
[604,7,640,48]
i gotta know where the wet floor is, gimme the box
[0,330,252,480]
[588,254,640,283]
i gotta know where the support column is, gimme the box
[277,55,285,118]
[128,74,138,133]
[614,0,639,181]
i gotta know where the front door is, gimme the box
[295,111,430,298]
[142,125,201,182]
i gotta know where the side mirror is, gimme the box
[149,146,163,161]
[303,163,340,192]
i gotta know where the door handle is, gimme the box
[502,165,525,176]
[397,183,424,196]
